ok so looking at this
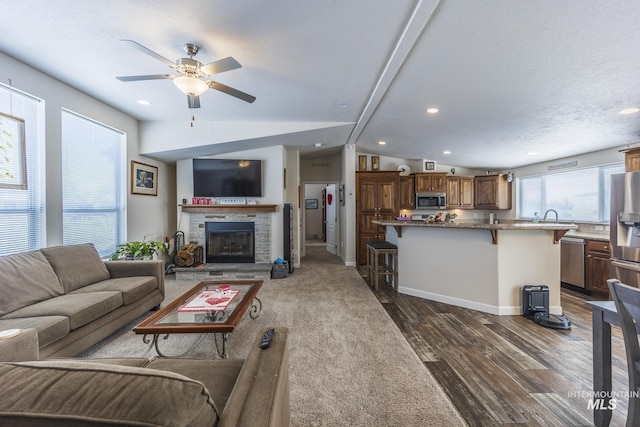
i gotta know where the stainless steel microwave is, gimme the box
[416,192,446,208]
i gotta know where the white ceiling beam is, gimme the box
[345,0,443,147]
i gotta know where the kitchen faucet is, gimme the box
[542,209,559,223]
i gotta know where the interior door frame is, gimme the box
[302,181,340,258]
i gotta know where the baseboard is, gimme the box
[399,287,563,316]
[345,261,357,267]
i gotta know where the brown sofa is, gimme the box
[0,327,290,427]
[0,243,164,358]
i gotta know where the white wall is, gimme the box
[0,51,174,247]
[175,145,285,261]
[284,147,301,268]
[304,184,325,239]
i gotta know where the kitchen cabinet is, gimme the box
[474,174,512,210]
[586,239,611,295]
[415,173,447,193]
[446,176,474,209]
[624,147,640,172]
[356,172,398,265]
[399,175,416,209]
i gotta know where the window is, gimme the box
[61,110,125,258]
[518,163,625,222]
[0,85,44,256]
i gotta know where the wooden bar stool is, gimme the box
[366,241,398,292]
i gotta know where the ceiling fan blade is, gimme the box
[116,74,175,82]
[120,39,177,69]
[207,81,256,103]
[187,94,201,109]
[200,57,242,76]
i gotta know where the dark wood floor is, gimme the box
[370,282,630,426]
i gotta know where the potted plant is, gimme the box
[110,239,166,261]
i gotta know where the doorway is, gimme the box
[303,182,340,257]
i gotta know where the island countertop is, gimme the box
[375,220,575,316]
[372,220,578,243]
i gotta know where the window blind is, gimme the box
[0,84,44,255]
[61,110,125,258]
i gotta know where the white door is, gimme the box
[325,184,337,255]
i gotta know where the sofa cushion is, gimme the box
[0,250,64,316]
[0,360,219,426]
[1,292,122,330]
[0,316,69,348]
[69,276,158,305]
[40,243,111,293]
[147,358,245,411]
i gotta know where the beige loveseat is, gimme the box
[0,327,290,426]
[0,243,164,358]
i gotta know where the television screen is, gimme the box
[193,159,262,197]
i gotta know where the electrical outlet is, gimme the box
[595,225,604,231]
[341,241,344,247]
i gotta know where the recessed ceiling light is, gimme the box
[443,150,451,155]
[314,143,322,148]
[527,152,537,156]
[378,141,386,145]
[337,102,349,108]
[137,100,151,106]
[620,107,640,115]
[426,107,439,114]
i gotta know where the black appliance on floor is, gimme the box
[521,285,571,329]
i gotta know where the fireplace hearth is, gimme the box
[205,222,255,263]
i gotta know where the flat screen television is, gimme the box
[193,158,263,198]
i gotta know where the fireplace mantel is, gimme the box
[180,204,278,213]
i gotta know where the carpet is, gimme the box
[79,246,466,426]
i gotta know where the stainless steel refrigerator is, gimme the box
[610,172,640,287]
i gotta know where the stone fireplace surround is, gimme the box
[174,209,273,281]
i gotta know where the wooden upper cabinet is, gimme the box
[624,148,640,172]
[474,174,512,210]
[399,175,416,209]
[415,173,447,192]
[446,176,474,209]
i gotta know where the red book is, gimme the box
[178,289,239,312]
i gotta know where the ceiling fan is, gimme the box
[116,39,256,109]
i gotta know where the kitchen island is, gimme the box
[372,220,578,315]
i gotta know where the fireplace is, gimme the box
[205,222,255,263]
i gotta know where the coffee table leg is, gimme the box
[143,333,209,358]
[250,297,262,319]
[214,333,229,359]
[143,334,172,358]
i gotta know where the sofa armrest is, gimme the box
[104,260,165,297]
[219,327,290,427]
[0,328,39,361]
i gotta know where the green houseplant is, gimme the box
[109,239,166,261]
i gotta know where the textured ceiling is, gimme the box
[0,0,639,167]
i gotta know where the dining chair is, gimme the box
[608,278,640,427]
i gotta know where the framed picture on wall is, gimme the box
[305,199,318,209]
[371,156,380,171]
[424,161,436,171]
[358,155,367,171]
[131,160,158,196]
[0,112,27,190]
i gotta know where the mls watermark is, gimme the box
[567,390,640,410]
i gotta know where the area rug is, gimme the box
[79,246,465,426]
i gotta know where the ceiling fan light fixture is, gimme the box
[173,76,209,96]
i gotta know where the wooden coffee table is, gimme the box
[133,280,262,358]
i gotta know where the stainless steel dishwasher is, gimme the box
[561,237,585,288]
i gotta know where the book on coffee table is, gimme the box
[178,289,240,312]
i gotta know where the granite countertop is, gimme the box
[564,230,610,242]
[372,219,578,231]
